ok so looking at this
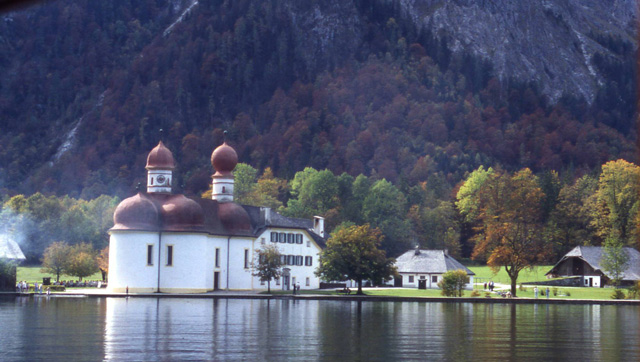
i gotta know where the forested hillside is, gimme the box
[0,0,638,261]
[0,0,636,199]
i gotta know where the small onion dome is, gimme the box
[218,202,251,232]
[146,141,175,170]
[160,194,205,230]
[112,193,159,230]
[211,142,238,176]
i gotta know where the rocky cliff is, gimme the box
[394,0,637,103]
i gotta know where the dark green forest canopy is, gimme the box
[0,0,636,202]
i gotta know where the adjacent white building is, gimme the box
[392,248,475,290]
[108,140,325,293]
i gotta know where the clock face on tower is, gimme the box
[156,175,166,185]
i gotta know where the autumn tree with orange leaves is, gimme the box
[460,168,550,297]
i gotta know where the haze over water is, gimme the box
[0,296,638,361]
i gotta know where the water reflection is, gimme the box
[1,296,638,361]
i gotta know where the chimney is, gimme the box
[415,245,421,255]
[261,207,272,225]
[313,216,325,237]
[444,249,449,256]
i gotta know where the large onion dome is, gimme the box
[211,142,238,176]
[112,193,159,230]
[146,141,175,170]
[160,194,205,230]
[218,202,251,232]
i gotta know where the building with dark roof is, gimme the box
[0,235,26,261]
[108,140,326,293]
[392,248,475,289]
[546,246,640,287]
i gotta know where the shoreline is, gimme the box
[2,291,639,305]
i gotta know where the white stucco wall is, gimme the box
[158,233,211,293]
[255,229,322,290]
[109,227,324,293]
[108,231,160,293]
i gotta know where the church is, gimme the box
[108,139,326,293]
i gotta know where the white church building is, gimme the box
[108,140,326,293]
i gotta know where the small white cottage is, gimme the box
[108,140,325,293]
[392,248,475,289]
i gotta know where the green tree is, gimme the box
[591,159,640,248]
[285,168,339,218]
[466,169,549,297]
[0,258,18,292]
[456,167,494,221]
[600,235,630,288]
[65,243,99,281]
[315,224,396,295]
[41,241,71,282]
[233,163,259,204]
[437,269,470,297]
[252,244,283,293]
[362,179,411,256]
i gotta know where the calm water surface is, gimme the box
[0,296,638,361]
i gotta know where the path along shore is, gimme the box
[2,288,638,306]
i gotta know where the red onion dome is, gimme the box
[112,193,159,230]
[160,195,205,230]
[211,142,238,176]
[218,202,251,232]
[146,141,175,170]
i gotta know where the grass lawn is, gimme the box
[468,265,553,284]
[17,266,103,283]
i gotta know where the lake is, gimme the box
[0,296,638,361]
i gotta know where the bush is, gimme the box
[565,291,571,297]
[470,290,480,297]
[552,287,558,296]
[611,289,625,299]
[626,281,640,300]
[484,292,492,298]
[438,270,470,297]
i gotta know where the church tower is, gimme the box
[146,141,175,194]
[210,141,238,202]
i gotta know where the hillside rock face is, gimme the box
[394,0,637,103]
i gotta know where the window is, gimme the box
[261,237,265,245]
[307,240,310,247]
[244,249,249,269]
[270,232,278,242]
[408,275,414,283]
[280,255,287,264]
[147,245,153,266]
[222,186,226,193]
[167,245,173,266]
[296,256,303,266]
[305,256,313,266]
[296,234,303,244]
[287,255,295,265]
[287,233,294,244]
[279,232,286,243]
[215,248,220,268]
[306,277,310,286]
[276,278,280,286]
[432,276,438,283]
[420,275,426,279]
[260,280,265,286]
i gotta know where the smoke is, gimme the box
[0,207,38,262]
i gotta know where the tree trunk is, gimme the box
[267,280,271,293]
[357,279,363,295]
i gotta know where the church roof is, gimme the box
[394,249,474,275]
[0,235,26,261]
[546,246,640,281]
